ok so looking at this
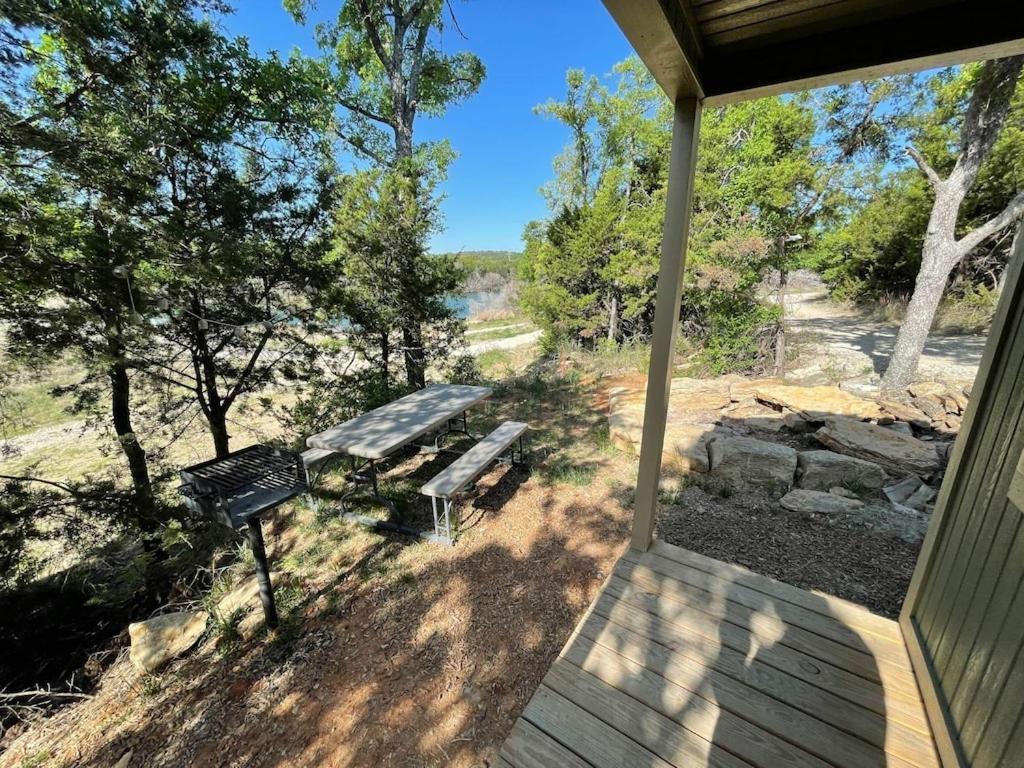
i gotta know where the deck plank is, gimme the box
[544,658,752,768]
[576,609,934,768]
[499,718,594,768]
[622,550,915,672]
[499,546,938,768]
[604,568,931,729]
[522,685,674,768]
[561,634,829,768]
[647,540,905,644]
[614,556,918,692]
[595,579,938,765]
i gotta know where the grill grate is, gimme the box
[180,444,308,530]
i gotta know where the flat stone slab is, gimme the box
[797,449,888,491]
[753,383,884,421]
[129,610,208,673]
[815,417,941,475]
[708,436,797,492]
[780,489,865,515]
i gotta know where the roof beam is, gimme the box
[601,0,705,100]
[701,3,1024,104]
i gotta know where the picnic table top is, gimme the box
[306,383,493,460]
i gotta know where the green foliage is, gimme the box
[522,57,828,370]
[818,66,1024,303]
[441,250,523,279]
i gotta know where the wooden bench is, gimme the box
[420,421,528,545]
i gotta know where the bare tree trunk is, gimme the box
[608,292,619,342]
[881,56,1024,393]
[774,246,788,377]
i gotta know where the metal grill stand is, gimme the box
[245,518,278,628]
[179,445,307,629]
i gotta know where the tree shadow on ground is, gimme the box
[3,372,633,768]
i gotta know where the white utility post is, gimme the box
[630,96,703,552]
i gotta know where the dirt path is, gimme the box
[784,288,985,384]
[467,329,541,355]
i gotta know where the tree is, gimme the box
[0,0,232,556]
[324,161,460,395]
[286,0,485,388]
[882,57,1024,391]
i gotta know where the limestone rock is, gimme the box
[797,450,888,492]
[722,402,785,432]
[815,418,941,475]
[729,378,783,405]
[780,489,865,515]
[752,383,884,421]
[878,399,931,429]
[905,483,937,510]
[883,476,921,506]
[708,436,797,492]
[129,611,209,673]
[885,422,914,436]
[662,424,715,474]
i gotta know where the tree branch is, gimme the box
[957,189,1024,255]
[354,0,393,76]
[336,95,389,126]
[906,145,942,189]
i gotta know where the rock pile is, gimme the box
[608,375,970,532]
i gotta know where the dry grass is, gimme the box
[0,371,635,768]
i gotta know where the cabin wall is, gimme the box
[904,228,1024,767]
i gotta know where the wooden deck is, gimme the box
[498,540,939,768]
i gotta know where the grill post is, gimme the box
[246,517,278,628]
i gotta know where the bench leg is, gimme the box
[430,496,455,547]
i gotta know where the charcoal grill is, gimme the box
[179,444,308,627]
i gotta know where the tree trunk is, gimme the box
[108,336,167,599]
[109,358,159,535]
[608,292,619,343]
[881,262,951,393]
[774,261,788,377]
[403,325,426,389]
[882,56,1024,391]
[208,407,231,458]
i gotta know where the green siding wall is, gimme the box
[909,235,1024,768]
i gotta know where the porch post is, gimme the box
[630,97,702,552]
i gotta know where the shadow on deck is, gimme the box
[498,539,938,768]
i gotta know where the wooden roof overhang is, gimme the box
[602,0,1024,105]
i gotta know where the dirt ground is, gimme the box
[1,366,932,766]
[0,378,636,768]
[656,485,923,618]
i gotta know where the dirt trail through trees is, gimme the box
[785,289,985,383]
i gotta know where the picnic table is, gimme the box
[306,383,493,542]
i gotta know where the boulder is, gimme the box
[729,378,783,405]
[885,422,914,437]
[815,417,941,475]
[752,383,884,421]
[884,476,922,506]
[129,611,209,673]
[662,424,715,474]
[797,450,888,492]
[780,489,865,515]
[708,436,797,492]
[609,379,730,474]
[878,399,931,429]
[722,402,786,432]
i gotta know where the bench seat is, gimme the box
[421,421,528,498]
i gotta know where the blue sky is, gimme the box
[220,1,634,253]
